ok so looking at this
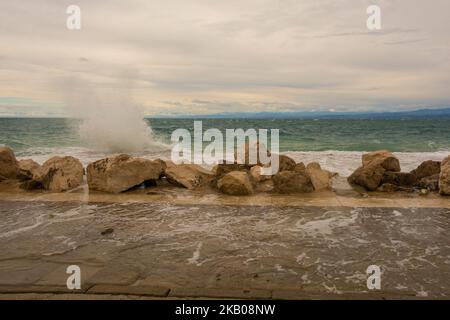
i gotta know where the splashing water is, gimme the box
[60,77,167,153]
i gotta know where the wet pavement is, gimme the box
[0,199,449,299]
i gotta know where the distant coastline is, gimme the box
[149,107,450,120]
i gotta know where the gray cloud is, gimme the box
[0,0,449,116]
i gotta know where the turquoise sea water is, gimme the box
[1,117,449,154]
[1,117,448,176]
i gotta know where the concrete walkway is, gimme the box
[0,199,449,299]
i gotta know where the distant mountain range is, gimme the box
[150,107,450,119]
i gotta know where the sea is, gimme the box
[1,117,449,176]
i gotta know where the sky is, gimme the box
[0,0,450,117]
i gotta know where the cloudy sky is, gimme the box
[1,0,450,117]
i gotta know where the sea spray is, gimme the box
[60,77,167,153]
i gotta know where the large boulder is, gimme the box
[348,150,400,191]
[37,156,84,192]
[0,146,20,179]
[214,163,251,180]
[217,171,253,195]
[87,154,163,193]
[17,159,40,181]
[410,160,441,180]
[306,162,331,191]
[278,154,296,172]
[272,171,314,193]
[362,150,400,172]
[381,171,416,187]
[165,164,213,189]
[348,163,386,191]
[439,156,450,195]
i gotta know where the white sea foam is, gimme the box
[18,149,448,177]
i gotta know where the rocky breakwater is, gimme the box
[0,146,84,192]
[348,150,449,195]
[2,145,448,197]
[212,146,335,195]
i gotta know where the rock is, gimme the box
[17,159,40,181]
[37,156,84,192]
[217,171,253,195]
[214,163,251,180]
[443,156,450,167]
[347,163,385,191]
[278,154,296,172]
[381,171,416,187]
[272,171,314,193]
[439,156,450,195]
[419,189,429,196]
[0,146,19,179]
[87,154,163,193]
[417,174,439,192]
[165,164,213,189]
[249,165,271,182]
[294,162,306,173]
[348,150,401,191]
[362,150,400,172]
[306,162,331,191]
[410,160,441,180]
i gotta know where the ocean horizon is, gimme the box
[1,117,449,176]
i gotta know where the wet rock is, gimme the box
[306,162,331,191]
[294,162,306,173]
[272,171,314,193]
[165,164,213,189]
[410,160,441,180]
[36,156,84,192]
[362,150,400,172]
[348,150,400,191]
[417,174,439,192]
[0,146,19,179]
[17,159,40,181]
[217,171,253,195]
[348,162,385,191]
[439,156,450,195]
[278,155,297,172]
[381,171,416,187]
[87,154,163,193]
[214,163,251,180]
